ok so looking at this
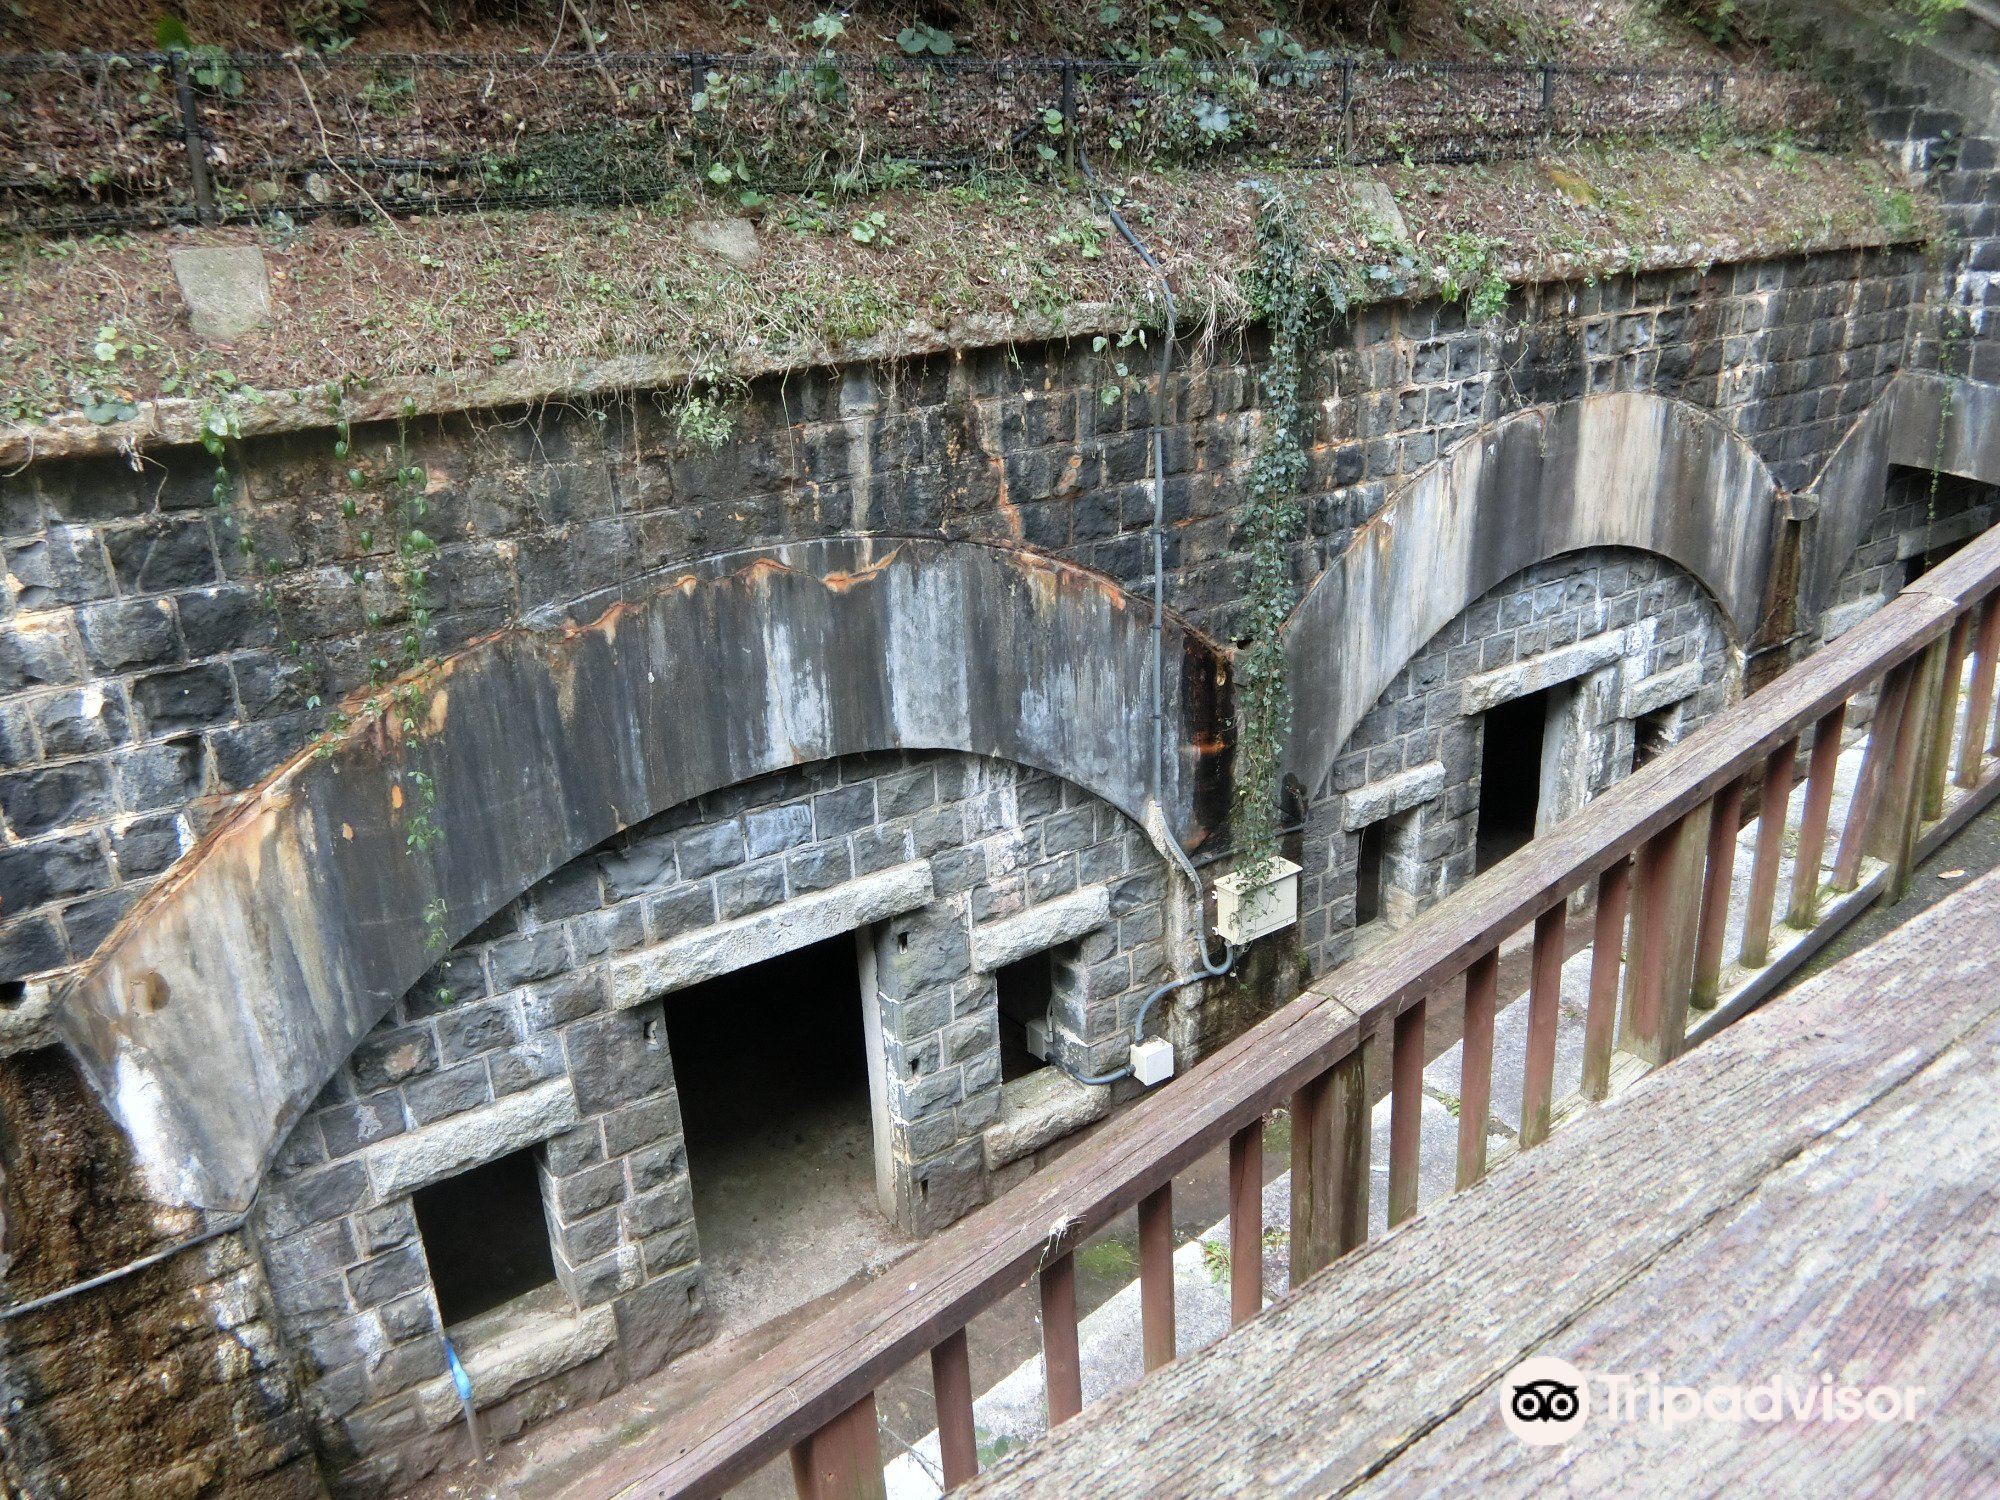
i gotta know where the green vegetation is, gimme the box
[1231,189,1321,885]
[1654,0,1962,48]
[1074,1237,1140,1279]
[1200,1238,1231,1283]
[0,141,1928,437]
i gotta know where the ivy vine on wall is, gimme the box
[1232,187,1341,884]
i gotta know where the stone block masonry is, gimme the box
[0,1051,324,1500]
[1299,549,1736,973]
[251,747,1172,1493]
[5,45,1999,1487]
[0,246,1934,990]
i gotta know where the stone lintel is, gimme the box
[1819,595,1886,642]
[1619,659,1705,720]
[970,884,1112,973]
[1340,760,1447,831]
[365,1078,579,1200]
[1895,505,1990,561]
[1459,625,1634,716]
[412,1301,616,1427]
[981,1067,1113,1170]
[608,860,935,1007]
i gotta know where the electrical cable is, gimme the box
[0,1206,252,1323]
[1057,138,1240,1089]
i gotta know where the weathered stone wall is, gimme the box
[0,1050,321,1500]
[1824,468,2000,637]
[254,747,1169,1492]
[6,38,2000,1483]
[0,245,1931,990]
[1298,548,1735,973]
[1848,5,2000,387]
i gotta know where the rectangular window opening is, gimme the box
[1631,705,1677,772]
[1477,686,1555,873]
[411,1146,559,1329]
[996,950,1056,1083]
[1355,820,1389,927]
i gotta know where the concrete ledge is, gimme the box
[1339,762,1445,831]
[982,1068,1113,1170]
[1619,659,1703,720]
[413,1299,616,1427]
[1895,505,1994,561]
[1459,625,1633,715]
[971,885,1111,973]
[1686,862,1889,1046]
[365,1078,579,1200]
[1819,594,1887,642]
[609,860,934,1007]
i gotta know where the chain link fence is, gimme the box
[0,49,1848,234]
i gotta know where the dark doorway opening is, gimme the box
[664,932,891,1326]
[1477,688,1554,873]
[1354,821,1389,926]
[995,950,1056,1082]
[1903,531,1972,589]
[411,1147,558,1328]
[1892,470,1994,587]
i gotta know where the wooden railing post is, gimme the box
[1923,613,1972,820]
[1620,806,1707,1067]
[930,1330,977,1490]
[1387,1000,1426,1226]
[790,1395,886,1500]
[1518,910,1566,1149]
[1455,951,1498,1187]
[1227,1121,1262,1326]
[1786,702,1847,929]
[1872,640,1947,902]
[1737,741,1796,970]
[1581,858,1631,1100]
[1137,1183,1175,1372]
[1690,773,1746,1008]
[1956,598,1999,789]
[1833,661,1915,892]
[1038,1252,1083,1425]
[1291,1044,1370,1282]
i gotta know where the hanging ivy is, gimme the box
[1927,303,1970,525]
[1232,188,1338,884]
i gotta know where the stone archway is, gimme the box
[1296,546,1739,974]
[1805,371,2000,621]
[55,537,1231,1214]
[1282,392,1775,800]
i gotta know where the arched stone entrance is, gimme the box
[1282,391,1775,801]
[56,537,1231,1216]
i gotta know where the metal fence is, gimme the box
[0,49,1847,234]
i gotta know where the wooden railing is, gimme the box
[605,523,2000,1500]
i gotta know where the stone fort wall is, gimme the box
[7,23,2000,1487]
[0,245,1937,991]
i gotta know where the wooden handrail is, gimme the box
[605,523,2000,1500]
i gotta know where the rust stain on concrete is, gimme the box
[816,546,904,592]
